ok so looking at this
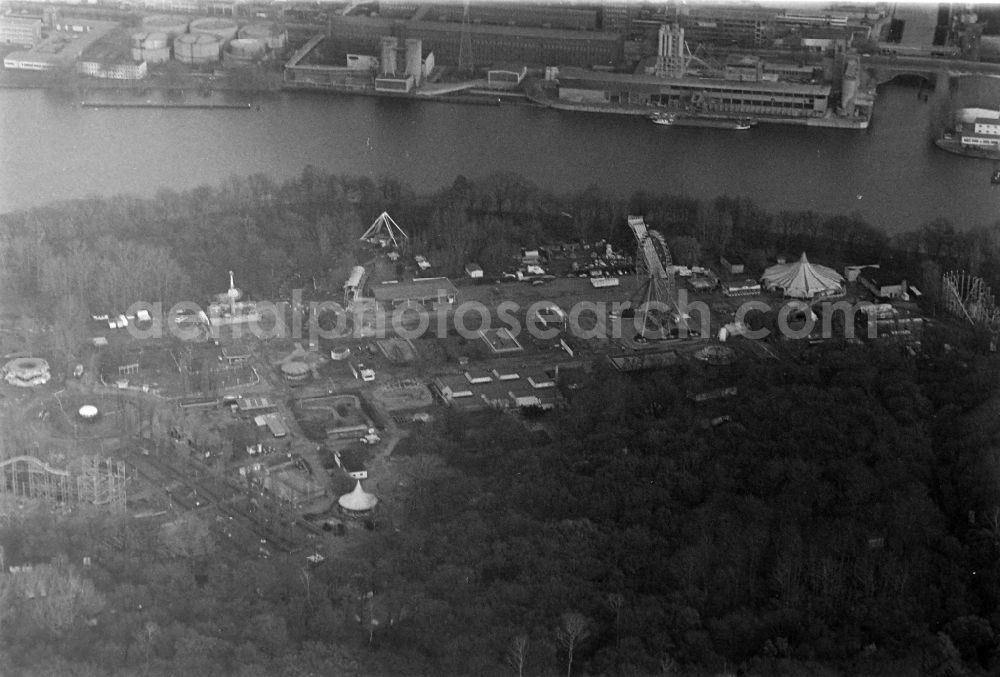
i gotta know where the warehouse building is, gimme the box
[0,16,42,47]
[556,67,832,119]
[321,15,623,68]
[372,278,458,309]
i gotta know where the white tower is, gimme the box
[656,24,686,78]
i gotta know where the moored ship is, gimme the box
[934,105,1000,160]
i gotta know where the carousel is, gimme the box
[3,357,51,387]
[338,480,379,517]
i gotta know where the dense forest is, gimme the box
[2,167,1000,315]
[3,170,1000,675]
[3,332,1000,675]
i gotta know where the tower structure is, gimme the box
[655,24,687,78]
[458,0,474,74]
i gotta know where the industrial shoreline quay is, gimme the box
[81,100,254,109]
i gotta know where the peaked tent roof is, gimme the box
[760,252,844,299]
[338,480,379,513]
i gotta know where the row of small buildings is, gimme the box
[433,367,560,412]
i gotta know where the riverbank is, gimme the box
[80,87,258,109]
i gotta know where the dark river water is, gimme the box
[1,83,996,232]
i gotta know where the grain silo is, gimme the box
[405,38,422,86]
[141,15,189,40]
[173,33,222,64]
[238,23,287,51]
[189,17,239,43]
[380,36,398,75]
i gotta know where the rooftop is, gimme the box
[558,67,832,95]
[372,277,458,303]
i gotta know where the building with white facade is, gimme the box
[0,16,42,47]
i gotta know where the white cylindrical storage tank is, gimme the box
[174,33,221,64]
[143,31,168,50]
[142,45,171,64]
[189,17,239,43]
[142,14,189,40]
[227,38,265,59]
[238,23,287,50]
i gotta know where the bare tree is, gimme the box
[158,514,216,559]
[659,653,680,676]
[607,593,624,650]
[556,611,590,677]
[506,634,529,677]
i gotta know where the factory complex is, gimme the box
[0,0,914,127]
[1,4,286,78]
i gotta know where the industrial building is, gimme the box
[557,67,833,119]
[373,36,433,92]
[2,19,116,72]
[678,5,777,48]
[0,16,42,47]
[544,23,874,125]
[372,278,458,308]
[320,15,623,68]
[411,2,600,32]
[77,60,148,80]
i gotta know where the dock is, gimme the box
[81,101,254,110]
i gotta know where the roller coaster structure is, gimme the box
[0,455,127,514]
[941,270,1000,332]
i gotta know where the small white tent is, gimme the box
[761,253,844,299]
[338,480,379,514]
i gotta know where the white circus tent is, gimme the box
[760,253,844,299]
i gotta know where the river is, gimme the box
[1,83,996,233]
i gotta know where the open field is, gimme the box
[371,381,434,411]
[292,394,372,441]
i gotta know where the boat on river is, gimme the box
[649,111,755,130]
[649,111,675,126]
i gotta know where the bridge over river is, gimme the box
[866,54,1000,87]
